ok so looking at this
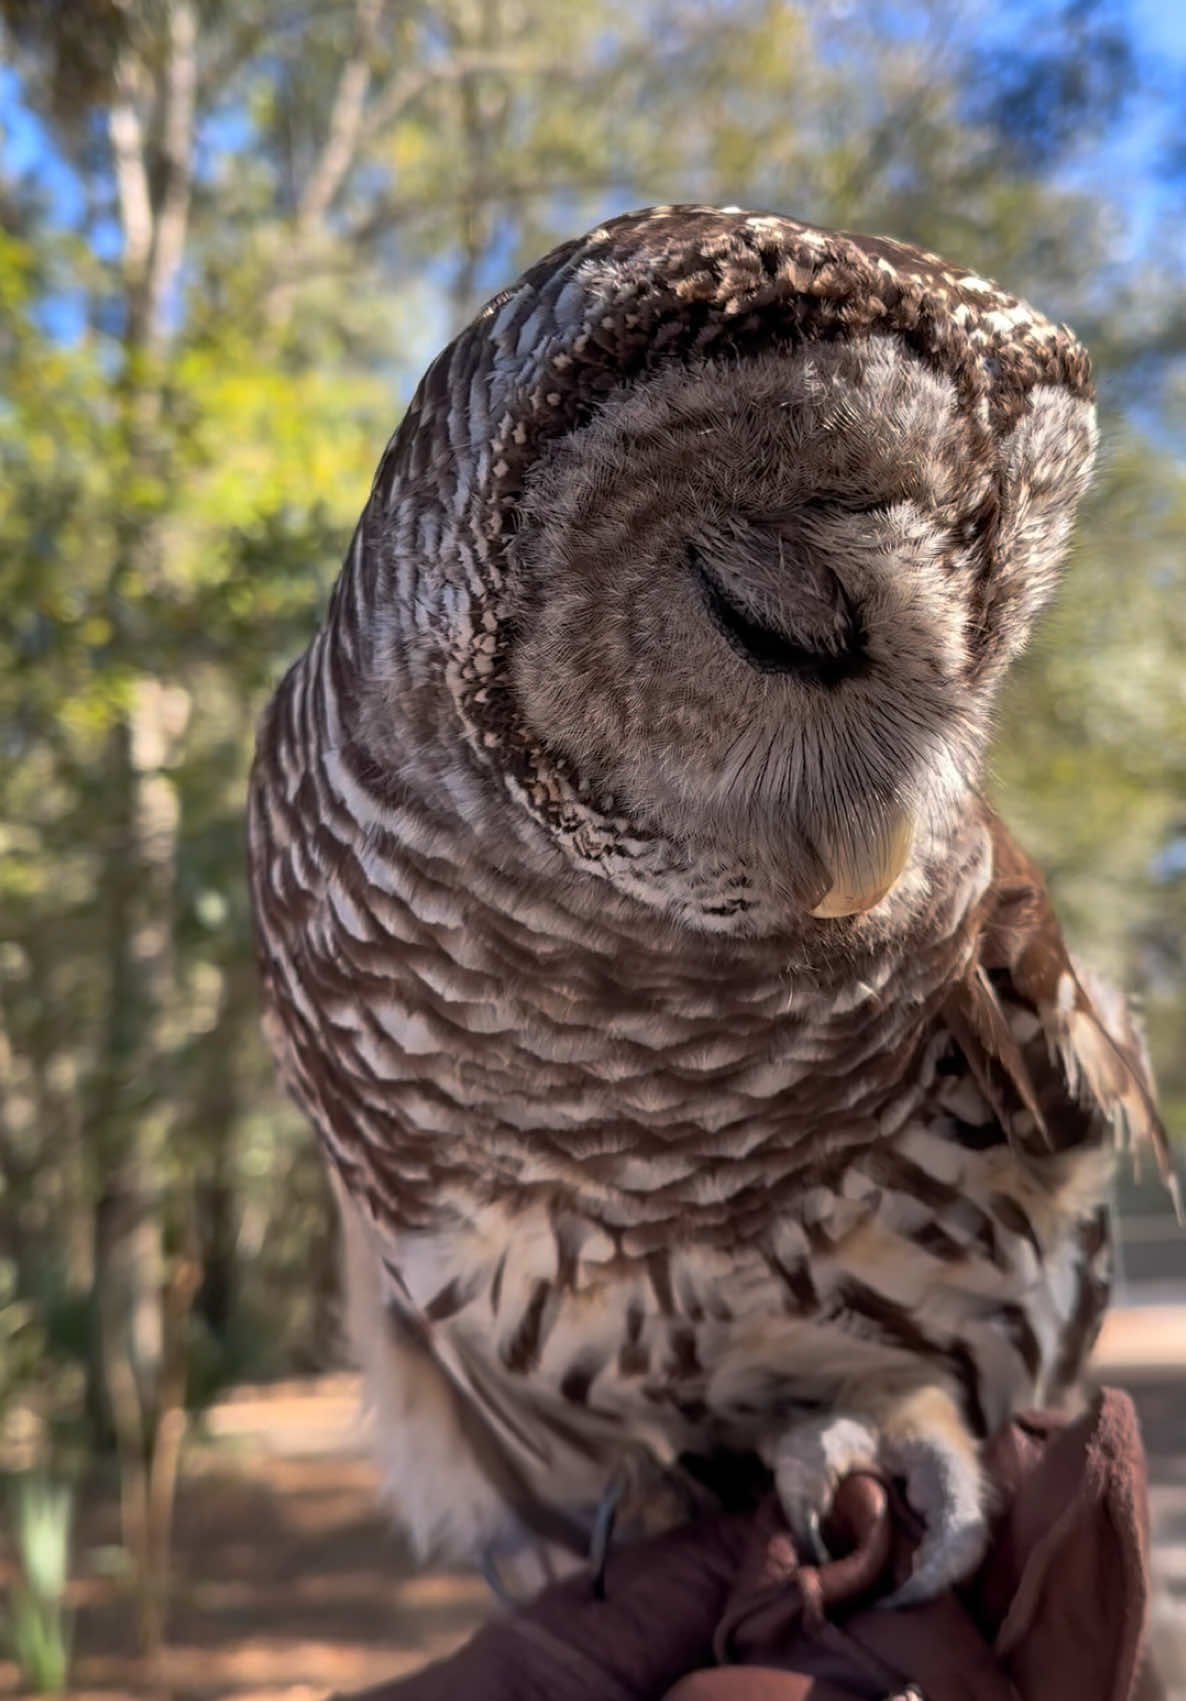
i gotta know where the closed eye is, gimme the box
[689,545,870,685]
[797,494,900,519]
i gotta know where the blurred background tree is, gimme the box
[0,0,1183,1630]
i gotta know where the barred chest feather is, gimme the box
[252,670,1117,1559]
[256,632,1004,1238]
[356,1036,1114,1542]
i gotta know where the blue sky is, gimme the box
[1131,0,1186,59]
[3,3,1185,352]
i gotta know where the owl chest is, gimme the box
[306,816,978,1233]
[347,944,937,1222]
[385,1111,1105,1477]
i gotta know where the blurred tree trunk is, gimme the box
[446,0,513,332]
[193,964,257,1340]
[195,1155,235,1340]
[88,685,191,1662]
[308,1160,343,1367]
[87,707,168,1446]
[83,1,199,1662]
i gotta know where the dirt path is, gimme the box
[0,1379,489,1701]
[1,1324,1183,1701]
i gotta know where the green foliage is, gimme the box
[0,0,1182,1454]
[0,1259,45,1416]
[1,1475,74,1695]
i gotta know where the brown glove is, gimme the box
[334,1388,1150,1701]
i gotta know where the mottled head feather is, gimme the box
[333,205,1095,936]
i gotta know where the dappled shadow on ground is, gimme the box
[0,1388,490,1701]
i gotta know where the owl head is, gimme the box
[367,208,1096,930]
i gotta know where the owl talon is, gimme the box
[589,1467,627,1599]
[481,1545,521,1608]
[772,1413,881,1567]
[772,1395,986,1604]
[876,1428,987,1607]
[804,1507,831,1565]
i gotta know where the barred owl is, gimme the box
[248,206,1171,1604]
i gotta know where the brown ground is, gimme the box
[1,1314,1184,1701]
[0,1378,489,1701]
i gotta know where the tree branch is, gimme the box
[145,0,198,354]
[295,0,384,241]
[361,47,565,142]
[255,167,634,316]
[263,16,574,332]
[263,0,384,331]
[342,168,631,251]
[108,56,154,323]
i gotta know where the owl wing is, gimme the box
[943,814,1179,1215]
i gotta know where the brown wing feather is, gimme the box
[942,961,1051,1151]
[945,813,1180,1217]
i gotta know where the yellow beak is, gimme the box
[810,809,917,918]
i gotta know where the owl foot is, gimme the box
[771,1389,987,1606]
[772,1411,883,1565]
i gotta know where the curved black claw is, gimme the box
[481,1545,522,1608]
[804,1507,832,1566]
[589,1468,627,1600]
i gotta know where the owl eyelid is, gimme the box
[688,545,871,686]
